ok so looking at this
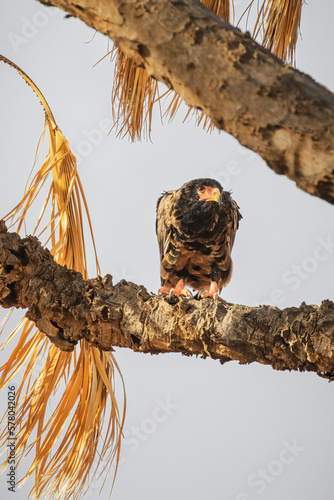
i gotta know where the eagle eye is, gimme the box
[198,186,205,193]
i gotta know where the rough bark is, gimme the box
[38,0,334,203]
[1,221,334,380]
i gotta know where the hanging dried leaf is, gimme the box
[162,91,217,133]
[0,55,125,500]
[202,0,231,20]
[110,0,231,141]
[111,48,160,140]
[253,0,303,63]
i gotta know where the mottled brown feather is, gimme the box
[156,179,242,293]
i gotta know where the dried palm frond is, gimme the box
[202,0,231,20]
[162,91,217,133]
[111,49,160,141]
[110,0,231,141]
[0,55,125,499]
[253,0,303,64]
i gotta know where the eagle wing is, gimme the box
[156,190,172,260]
[212,194,242,291]
[222,196,242,260]
[156,190,181,286]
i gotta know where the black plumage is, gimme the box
[156,178,242,296]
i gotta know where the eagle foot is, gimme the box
[159,279,192,299]
[195,290,218,301]
[169,288,192,299]
[196,282,219,300]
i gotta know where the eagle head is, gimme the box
[176,178,225,232]
[179,178,223,204]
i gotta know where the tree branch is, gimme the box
[38,0,334,203]
[1,221,334,379]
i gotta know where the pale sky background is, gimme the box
[0,1,334,499]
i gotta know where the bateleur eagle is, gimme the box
[156,178,242,298]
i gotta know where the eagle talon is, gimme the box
[169,288,192,299]
[195,290,207,300]
[195,282,220,300]
[160,280,192,299]
[196,291,218,300]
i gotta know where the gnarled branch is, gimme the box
[38,0,334,203]
[1,221,334,380]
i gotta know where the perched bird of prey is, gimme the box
[156,178,242,298]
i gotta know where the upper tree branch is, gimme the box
[1,221,334,379]
[38,0,334,203]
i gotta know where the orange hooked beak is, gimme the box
[198,186,221,203]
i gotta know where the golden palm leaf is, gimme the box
[110,0,230,141]
[253,0,303,63]
[111,48,160,140]
[0,55,125,499]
